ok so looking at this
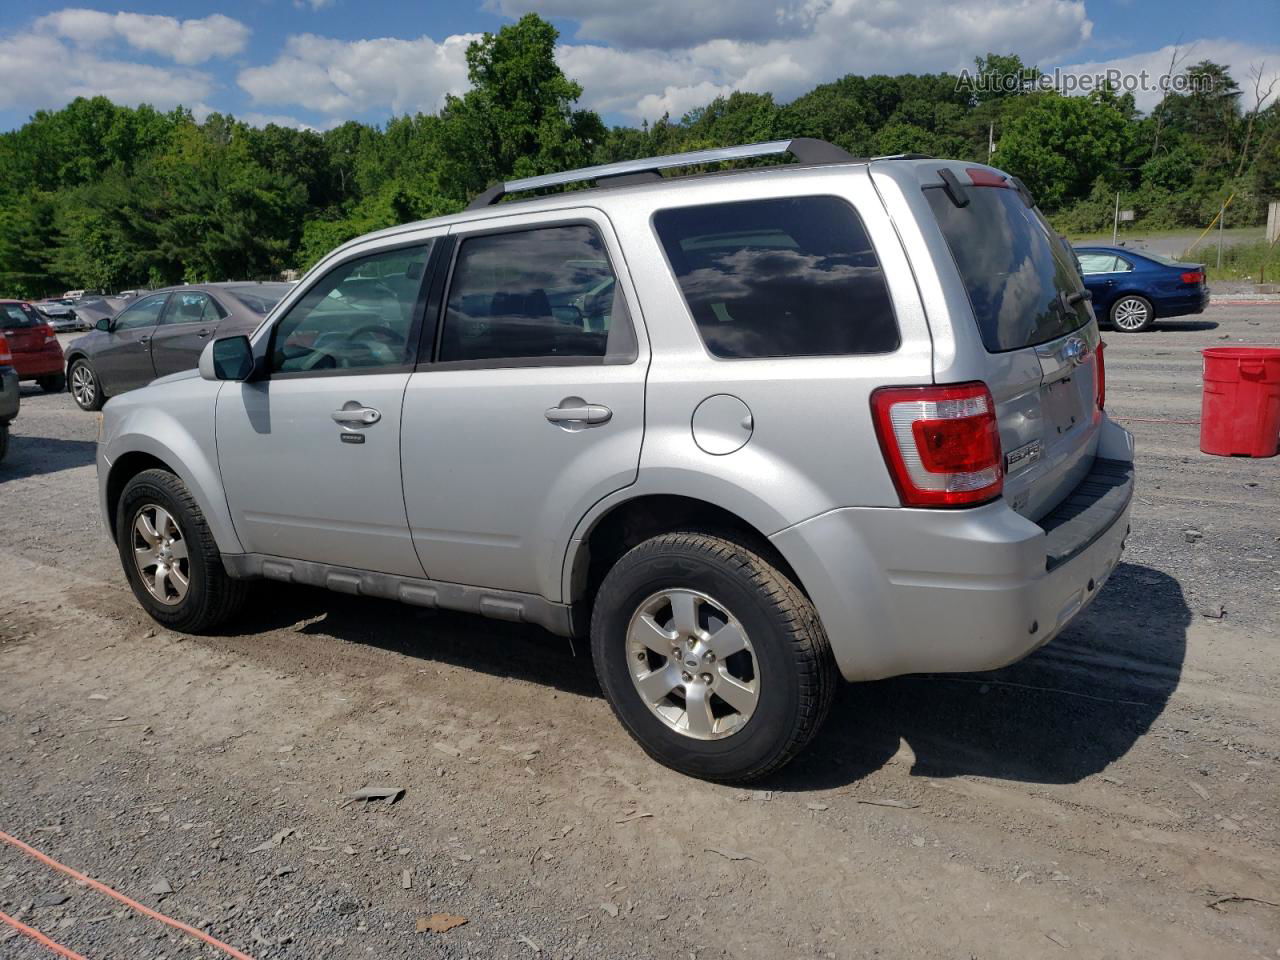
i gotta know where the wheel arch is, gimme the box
[563,492,808,636]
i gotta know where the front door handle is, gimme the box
[545,402,612,425]
[197,328,211,339]
[332,405,381,425]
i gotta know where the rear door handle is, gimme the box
[332,406,381,425]
[197,328,211,339]
[545,403,611,425]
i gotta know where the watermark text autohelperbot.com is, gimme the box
[956,68,1214,97]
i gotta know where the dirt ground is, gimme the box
[1,306,1278,960]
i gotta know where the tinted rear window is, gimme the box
[226,285,290,315]
[926,185,1089,352]
[653,196,899,359]
[1,303,42,328]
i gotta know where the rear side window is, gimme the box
[439,224,636,365]
[925,185,1089,353]
[2,303,42,328]
[653,196,899,359]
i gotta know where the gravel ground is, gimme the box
[1,307,1278,960]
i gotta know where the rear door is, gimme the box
[922,171,1101,520]
[93,292,168,393]
[399,211,647,600]
[151,290,223,378]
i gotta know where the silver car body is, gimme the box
[97,152,1133,681]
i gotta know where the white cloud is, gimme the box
[293,0,336,9]
[0,30,214,112]
[487,0,818,49]
[1058,40,1280,112]
[33,9,249,65]
[543,0,1096,121]
[238,32,476,116]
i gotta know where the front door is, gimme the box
[94,292,168,393]
[151,290,224,378]
[401,214,648,600]
[215,238,439,576]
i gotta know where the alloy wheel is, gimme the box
[131,504,190,606]
[71,364,96,408]
[1113,297,1150,331]
[626,588,760,740]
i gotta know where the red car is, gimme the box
[1,299,66,392]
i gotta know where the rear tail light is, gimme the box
[42,323,57,344]
[0,335,10,366]
[870,382,1004,507]
[1180,271,1204,284]
[1095,340,1106,410]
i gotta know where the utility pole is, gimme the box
[987,122,994,162]
[1218,199,1225,269]
[1112,192,1120,245]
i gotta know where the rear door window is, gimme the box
[2,303,42,328]
[925,185,1090,352]
[653,196,899,359]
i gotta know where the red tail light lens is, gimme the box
[42,323,57,344]
[871,382,1004,507]
[0,335,10,366]
[1180,271,1204,284]
[1095,339,1106,410]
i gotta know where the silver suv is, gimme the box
[97,139,1134,782]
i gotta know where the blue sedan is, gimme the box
[1073,245,1209,333]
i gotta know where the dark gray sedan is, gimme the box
[63,282,292,411]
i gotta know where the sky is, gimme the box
[1,0,1278,132]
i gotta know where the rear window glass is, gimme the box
[2,303,42,328]
[653,196,899,359]
[227,286,289,315]
[925,185,1090,352]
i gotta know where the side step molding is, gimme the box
[221,553,574,637]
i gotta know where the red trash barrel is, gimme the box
[1200,346,1280,457]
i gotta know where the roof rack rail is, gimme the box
[467,137,856,209]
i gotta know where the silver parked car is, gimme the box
[96,140,1134,781]
[64,283,292,411]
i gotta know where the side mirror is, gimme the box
[199,335,255,382]
[95,317,110,332]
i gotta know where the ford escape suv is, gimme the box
[97,139,1134,782]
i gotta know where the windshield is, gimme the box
[926,185,1090,353]
[226,285,290,315]
[1,303,43,328]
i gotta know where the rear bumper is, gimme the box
[772,416,1134,682]
[0,367,18,421]
[13,344,65,378]
[1158,289,1209,317]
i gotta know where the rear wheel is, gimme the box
[0,424,8,463]
[591,532,836,782]
[38,373,65,393]
[69,360,102,411]
[1110,294,1153,332]
[116,468,248,632]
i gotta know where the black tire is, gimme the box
[115,468,248,633]
[591,532,836,783]
[68,359,103,411]
[1109,294,1154,333]
[38,373,66,393]
[0,424,8,463]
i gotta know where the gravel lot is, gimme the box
[1,307,1278,959]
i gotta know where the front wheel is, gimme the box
[591,532,836,782]
[38,373,66,393]
[116,468,248,633]
[1110,294,1153,332]
[69,360,103,411]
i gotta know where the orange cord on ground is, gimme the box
[0,829,257,960]
[0,909,90,960]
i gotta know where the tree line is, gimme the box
[1,14,1276,297]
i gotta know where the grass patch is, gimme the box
[1201,240,1280,283]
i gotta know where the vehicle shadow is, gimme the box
[219,561,1187,790]
[770,561,1189,790]
[0,435,96,480]
[1156,320,1218,332]
[230,584,600,698]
